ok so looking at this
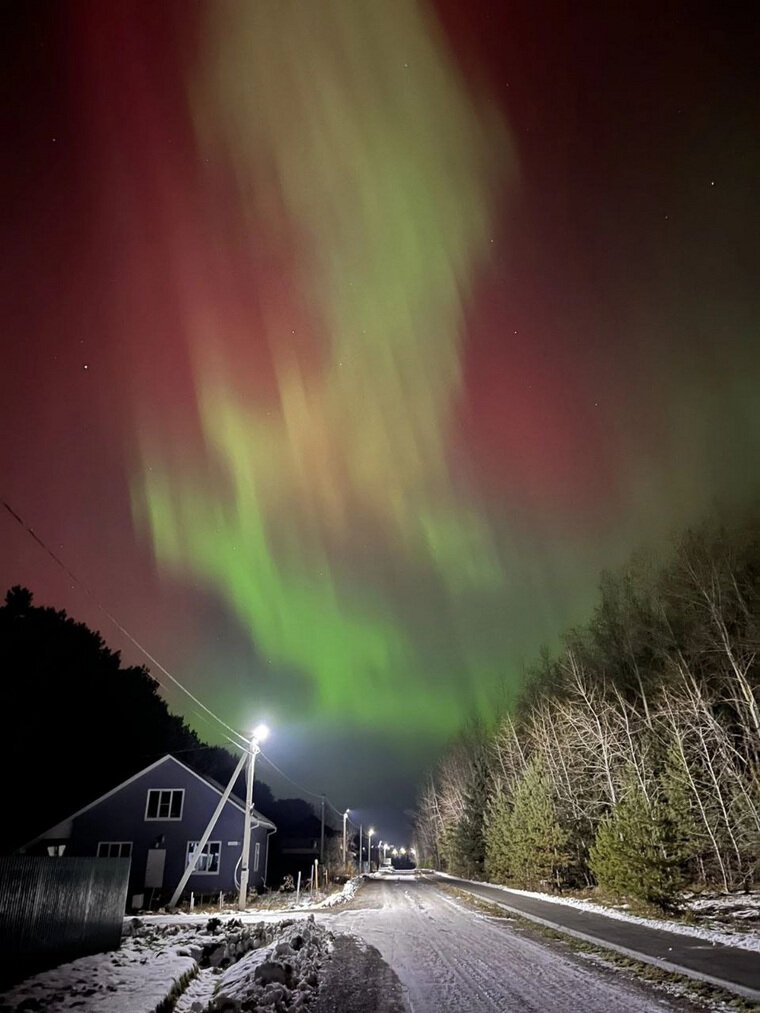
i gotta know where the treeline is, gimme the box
[414,515,760,908]
[0,586,272,851]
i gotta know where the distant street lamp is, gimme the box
[342,809,350,867]
[367,827,375,872]
[239,723,269,910]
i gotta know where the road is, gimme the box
[327,872,693,1012]
[437,872,760,1000]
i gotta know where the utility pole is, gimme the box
[342,809,350,868]
[320,794,325,865]
[359,824,363,875]
[168,746,248,909]
[238,724,269,910]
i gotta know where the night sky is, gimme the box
[2,0,759,841]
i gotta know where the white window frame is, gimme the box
[144,788,185,821]
[97,841,133,858]
[186,840,221,875]
[253,841,261,872]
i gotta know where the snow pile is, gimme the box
[0,917,333,1013]
[316,876,362,909]
[210,917,330,1010]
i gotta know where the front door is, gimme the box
[145,848,166,888]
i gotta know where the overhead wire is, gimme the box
[3,498,358,823]
[3,498,248,748]
[256,750,349,825]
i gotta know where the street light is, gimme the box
[367,827,375,872]
[342,809,350,867]
[239,723,269,910]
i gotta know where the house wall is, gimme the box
[57,758,270,907]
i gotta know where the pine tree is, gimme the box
[589,782,688,910]
[500,760,569,889]
[484,785,513,883]
[451,755,490,878]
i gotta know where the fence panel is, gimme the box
[0,856,130,985]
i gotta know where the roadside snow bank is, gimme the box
[0,916,334,1013]
[436,873,760,953]
[210,918,330,1010]
[315,876,362,908]
[0,941,195,1013]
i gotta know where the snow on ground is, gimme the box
[0,939,195,1013]
[313,876,363,908]
[330,873,682,1012]
[682,890,760,927]
[142,878,362,925]
[0,916,333,1013]
[435,872,760,953]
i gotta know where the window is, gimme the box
[145,789,184,821]
[97,841,132,858]
[186,840,221,874]
[253,841,261,872]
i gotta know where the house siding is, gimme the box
[36,757,271,908]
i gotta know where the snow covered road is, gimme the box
[328,873,687,1012]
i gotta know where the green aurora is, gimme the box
[134,0,514,735]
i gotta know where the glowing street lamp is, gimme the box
[239,723,269,910]
[367,827,375,871]
[342,809,350,866]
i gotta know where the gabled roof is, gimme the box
[24,753,276,846]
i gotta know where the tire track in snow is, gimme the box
[329,874,686,1012]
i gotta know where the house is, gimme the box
[271,810,341,884]
[21,754,276,910]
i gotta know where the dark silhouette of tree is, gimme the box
[0,588,238,850]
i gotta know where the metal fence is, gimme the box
[0,856,130,986]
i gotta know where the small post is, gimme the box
[314,859,319,894]
[190,891,194,912]
[219,891,223,911]
[296,870,301,904]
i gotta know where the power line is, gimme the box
[257,751,348,824]
[3,498,248,748]
[3,498,358,823]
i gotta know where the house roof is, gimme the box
[24,753,276,846]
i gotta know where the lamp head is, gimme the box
[251,723,270,743]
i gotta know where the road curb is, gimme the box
[449,883,760,1004]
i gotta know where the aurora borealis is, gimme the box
[135,0,511,735]
[2,0,759,834]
